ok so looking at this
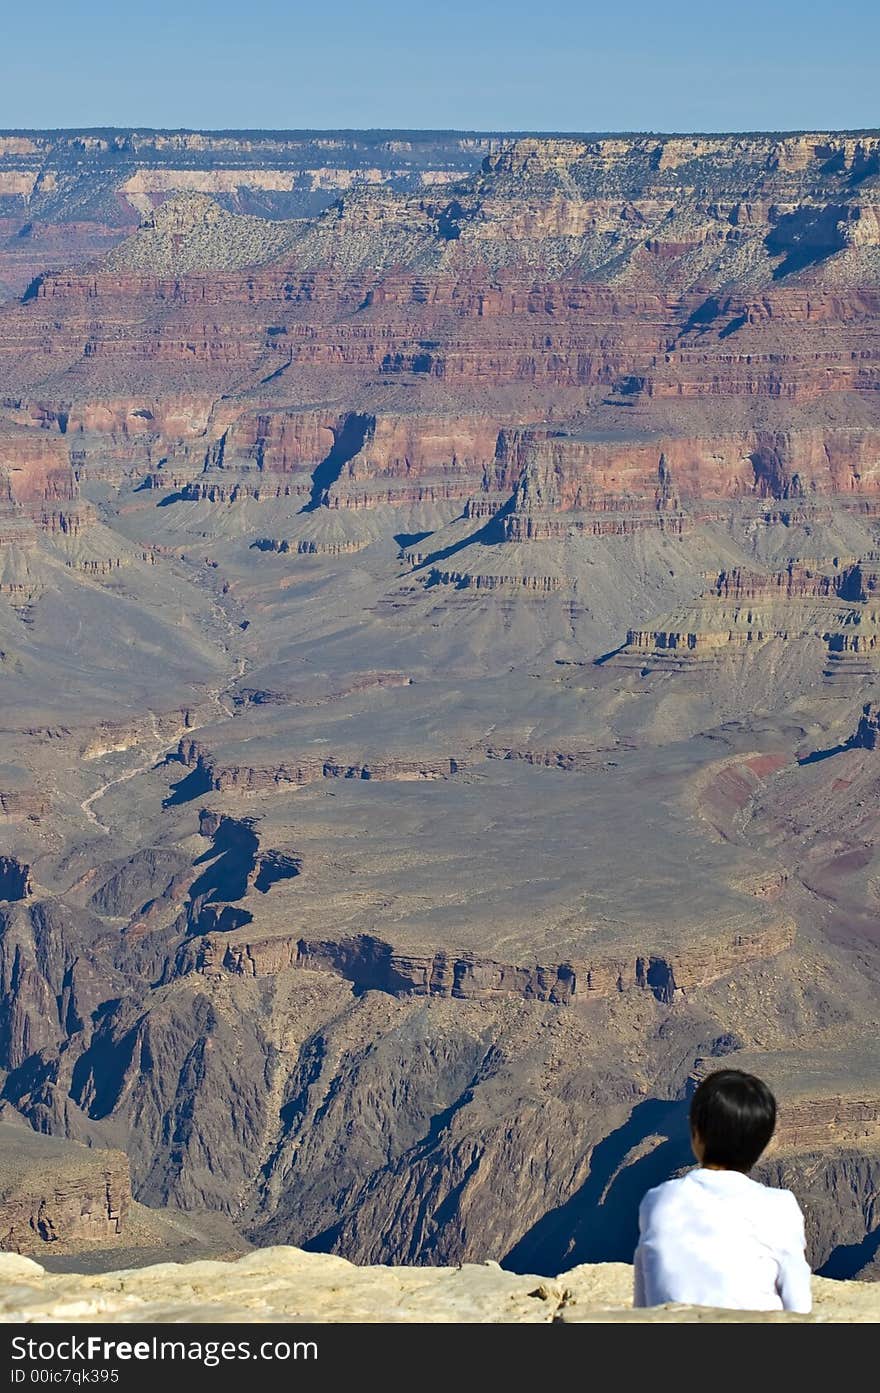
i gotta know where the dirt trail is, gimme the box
[80,650,248,833]
[80,748,171,833]
[79,564,252,834]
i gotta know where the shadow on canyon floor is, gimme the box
[798,737,858,766]
[301,414,373,513]
[503,1098,693,1274]
[163,762,213,807]
[417,495,517,576]
[818,1223,880,1280]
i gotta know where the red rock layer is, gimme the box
[5,272,878,408]
[0,428,76,509]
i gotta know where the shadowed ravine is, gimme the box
[302,414,374,512]
[504,1099,693,1273]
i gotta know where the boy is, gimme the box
[633,1068,812,1312]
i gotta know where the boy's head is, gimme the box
[689,1069,777,1173]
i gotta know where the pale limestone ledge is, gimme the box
[0,1249,877,1324]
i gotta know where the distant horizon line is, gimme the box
[2,125,880,140]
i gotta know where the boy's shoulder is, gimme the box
[640,1170,804,1219]
[735,1177,807,1242]
[638,1172,694,1216]
[748,1177,805,1217]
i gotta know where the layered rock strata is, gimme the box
[182,920,796,1006]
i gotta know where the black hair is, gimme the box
[689,1069,777,1172]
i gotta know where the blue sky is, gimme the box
[2,0,878,133]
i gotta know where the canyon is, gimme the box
[0,128,879,1282]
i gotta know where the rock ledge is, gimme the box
[0,1248,877,1324]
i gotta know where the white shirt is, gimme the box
[633,1167,812,1312]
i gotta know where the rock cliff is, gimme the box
[0,1124,129,1253]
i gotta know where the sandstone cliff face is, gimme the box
[500,428,880,513]
[16,270,879,409]
[0,1125,252,1267]
[0,428,76,509]
[0,1167,127,1252]
[0,787,47,822]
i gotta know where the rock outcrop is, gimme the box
[181,919,796,1006]
[0,1247,876,1323]
[0,1124,130,1253]
[0,1124,251,1268]
[853,702,880,749]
